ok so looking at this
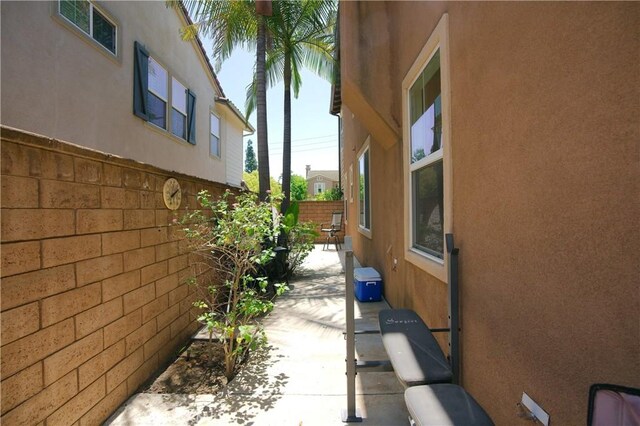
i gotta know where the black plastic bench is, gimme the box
[379,308,452,386]
[379,309,493,426]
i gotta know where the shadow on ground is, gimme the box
[138,345,289,426]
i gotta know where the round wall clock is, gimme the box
[162,178,182,210]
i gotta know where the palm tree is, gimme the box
[175,0,272,201]
[246,0,336,213]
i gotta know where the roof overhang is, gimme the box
[216,97,255,135]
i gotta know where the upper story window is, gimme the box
[358,138,371,237]
[210,113,221,157]
[59,0,116,54]
[148,57,168,129]
[133,42,196,144]
[171,78,188,139]
[402,14,451,281]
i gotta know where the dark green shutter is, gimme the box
[133,41,149,120]
[186,89,196,145]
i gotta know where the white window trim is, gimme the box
[209,111,222,159]
[357,136,372,239]
[402,14,451,283]
[52,0,121,63]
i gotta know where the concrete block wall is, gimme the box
[0,126,233,424]
[297,200,345,244]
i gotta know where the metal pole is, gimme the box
[342,250,362,422]
[446,233,460,385]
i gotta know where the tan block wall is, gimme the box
[0,126,234,424]
[297,201,344,244]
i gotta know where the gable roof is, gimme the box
[307,170,339,182]
[177,2,253,133]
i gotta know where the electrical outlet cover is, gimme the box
[521,392,550,426]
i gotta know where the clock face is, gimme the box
[162,178,182,210]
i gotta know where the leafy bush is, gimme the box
[282,201,318,277]
[181,190,287,380]
[315,186,343,201]
[242,170,282,197]
[290,174,308,201]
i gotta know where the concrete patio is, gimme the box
[105,245,409,425]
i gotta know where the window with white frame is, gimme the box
[410,50,442,258]
[314,182,325,195]
[403,14,450,279]
[210,113,221,157]
[148,57,168,130]
[58,0,116,54]
[171,78,188,139]
[358,139,371,236]
[133,42,197,144]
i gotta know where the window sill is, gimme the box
[358,225,372,240]
[143,122,195,147]
[405,247,446,282]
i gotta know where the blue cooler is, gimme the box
[354,267,382,302]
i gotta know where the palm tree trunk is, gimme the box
[256,15,271,201]
[281,52,292,214]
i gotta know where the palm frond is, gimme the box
[245,78,257,120]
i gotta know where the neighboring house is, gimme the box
[334,2,638,425]
[0,0,253,186]
[0,1,254,424]
[305,165,339,197]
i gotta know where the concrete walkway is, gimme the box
[105,246,408,425]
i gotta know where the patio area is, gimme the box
[105,245,409,425]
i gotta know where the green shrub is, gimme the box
[181,190,287,380]
[282,201,318,277]
[315,186,343,201]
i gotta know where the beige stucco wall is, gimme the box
[340,2,639,425]
[0,1,243,185]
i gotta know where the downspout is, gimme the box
[338,115,342,192]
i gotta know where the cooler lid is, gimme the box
[354,267,381,281]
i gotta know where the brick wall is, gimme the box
[0,126,234,424]
[297,200,345,244]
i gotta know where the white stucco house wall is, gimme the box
[1,0,253,186]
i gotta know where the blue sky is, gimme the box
[213,47,339,179]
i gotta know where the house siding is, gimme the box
[224,111,245,187]
[0,1,243,184]
[340,2,639,425]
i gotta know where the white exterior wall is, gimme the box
[0,1,245,183]
[223,110,245,187]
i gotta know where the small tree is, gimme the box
[316,186,343,201]
[182,190,286,380]
[245,139,258,173]
[243,171,282,197]
[282,201,317,277]
[290,174,308,201]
